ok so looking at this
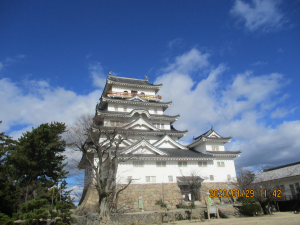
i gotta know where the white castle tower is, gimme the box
[78,73,241,212]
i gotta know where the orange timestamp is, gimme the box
[209,189,282,198]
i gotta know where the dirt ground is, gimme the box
[161,212,300,225]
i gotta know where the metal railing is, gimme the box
[107,91,162,100]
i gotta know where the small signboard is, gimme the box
[209,206,217,214]
[138,199,143,209]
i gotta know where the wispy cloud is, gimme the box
[251,61,267,66]
[155,48,299,169]
[88,62,107,88]
[0,55,26,71]
[230,0,285,33]
[167,38,183,49]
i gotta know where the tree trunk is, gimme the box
[99,197,110,219]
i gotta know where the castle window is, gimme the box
[168,176,173,182]
[160,123,165,129]
[133,161,144,167]
[140,92,145,96]
[127,176,132,182]
[131,90,137,95]
[178,161,187,167]
[156,161,166,167]
[212,145,219,151]
[124,106,127,112]
[198,161,207,167]
[217,162,225,167]
[154,109,157,114]
[114,106,118,111]
[145,176,156,182]
[210,175,214,181]
[124,91,128,96]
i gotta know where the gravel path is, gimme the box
[160,212,300,225]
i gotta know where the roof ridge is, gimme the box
[263,161,300,172]
[109,75,148,81]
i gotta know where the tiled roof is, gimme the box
[176,176,204,184]
[206,150,241,155]
[253,161,300,183]
[187,127,231,147]
[108,75,162,87]
[193,127,231,140]
[99,127,188,136]
[121,148,215,159]
[97,109,179,119]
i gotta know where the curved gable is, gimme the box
[123,117,159,131]
[153,135,187,149]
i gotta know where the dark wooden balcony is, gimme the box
[107,91,162,100]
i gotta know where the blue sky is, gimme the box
[1,0,300,202]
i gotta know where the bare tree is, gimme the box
[66,114,129,218]
[178,170,204,206]
[237,168,256,191]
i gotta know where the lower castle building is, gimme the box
[78,73,241,212]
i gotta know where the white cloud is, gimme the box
[155,48,299,169]
[67,185,84,205]
[88,62,107,88]
[271,107,289,118]
[230,0,285,33]
[0,77,101,185]
[163,48,210,74]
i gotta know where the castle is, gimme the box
[78,73,241,211]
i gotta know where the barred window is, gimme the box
[133,161,144,167]
[212,145,219,151]
[161,123,164,129]
[217,162,225,167]
[178,161,187,167]
[156,161,166,167]
[114,106,118,111]
[198,161,207,167]
[124,106,127,112]
[145,176,156,182]
[210,175,214,181]
[168,176,173,182]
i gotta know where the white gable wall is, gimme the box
[194,142,225,152]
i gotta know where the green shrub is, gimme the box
[176,202,195,209]
[0,212,15,225]
[155,199,167,208]
[240,203,262,216]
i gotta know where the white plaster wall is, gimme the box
[111,85,156,96]
[194,143,206,152]
[107,103,163,115]
[205,143,225,151]
[269,178,300,200]
[116,158,237,184]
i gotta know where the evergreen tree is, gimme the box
[12,122,68,204]
[0,121,19,217]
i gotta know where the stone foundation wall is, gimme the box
[117,183,183,212]
[76,181,238,214]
